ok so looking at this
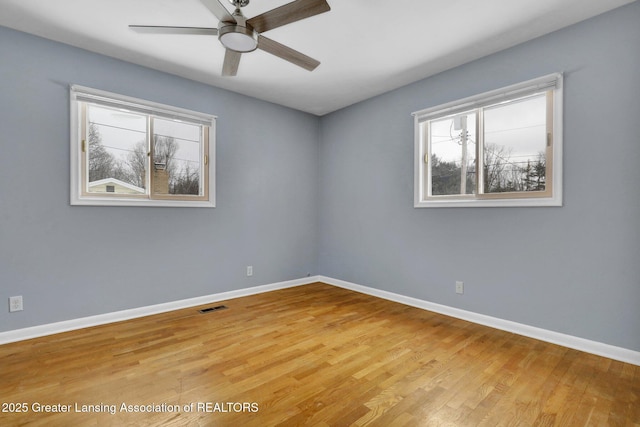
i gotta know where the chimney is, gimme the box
[153,163,170,194]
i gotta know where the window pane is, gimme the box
[86,105,147,194]
[482,94,547,193]
[429,112,476,196]
[152,118,203,196]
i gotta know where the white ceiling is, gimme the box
[0,0,634,115]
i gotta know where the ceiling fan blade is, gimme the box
[247,0,330,33]
[200,0,236,23]
[257,35,320,71]
[129,25,218,36]
[222,49,242,76]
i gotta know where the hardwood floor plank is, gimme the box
[1,283,638,426]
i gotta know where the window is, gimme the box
[413,74,562,207]
[70,85,215,207]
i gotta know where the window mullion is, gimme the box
[80,103,88,196]
[545,90,554,196]
[424,121,431,200]
[202,126,209,198]
[147,116,153,198]
[477,107,484,196]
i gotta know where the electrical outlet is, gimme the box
[455,281,464,295]
[246,266,253,277]
[9,296,23,312]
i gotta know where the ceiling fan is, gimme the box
[130,0,330,76]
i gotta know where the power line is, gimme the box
[90,121,145,135]
[91,121,201,144]
[154,133,201,144]
[484,123,545,134]
[97,144,200,165]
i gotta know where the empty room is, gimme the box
[1,0,639,425]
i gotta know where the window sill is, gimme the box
[414,195,562,208]
[70,195,215,208]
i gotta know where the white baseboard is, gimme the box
[0,276,316,345]
[319,276,640,366]
[2,275,638,366]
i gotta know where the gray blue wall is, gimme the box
[0,26,320,332]
[318,1,640,351]
[2,1,639,352]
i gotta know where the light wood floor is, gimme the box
[1,283,638,426]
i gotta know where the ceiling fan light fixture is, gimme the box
[219,25,258,52]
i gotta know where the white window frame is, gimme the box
[413,73,563,208]
[70,85,216,207]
